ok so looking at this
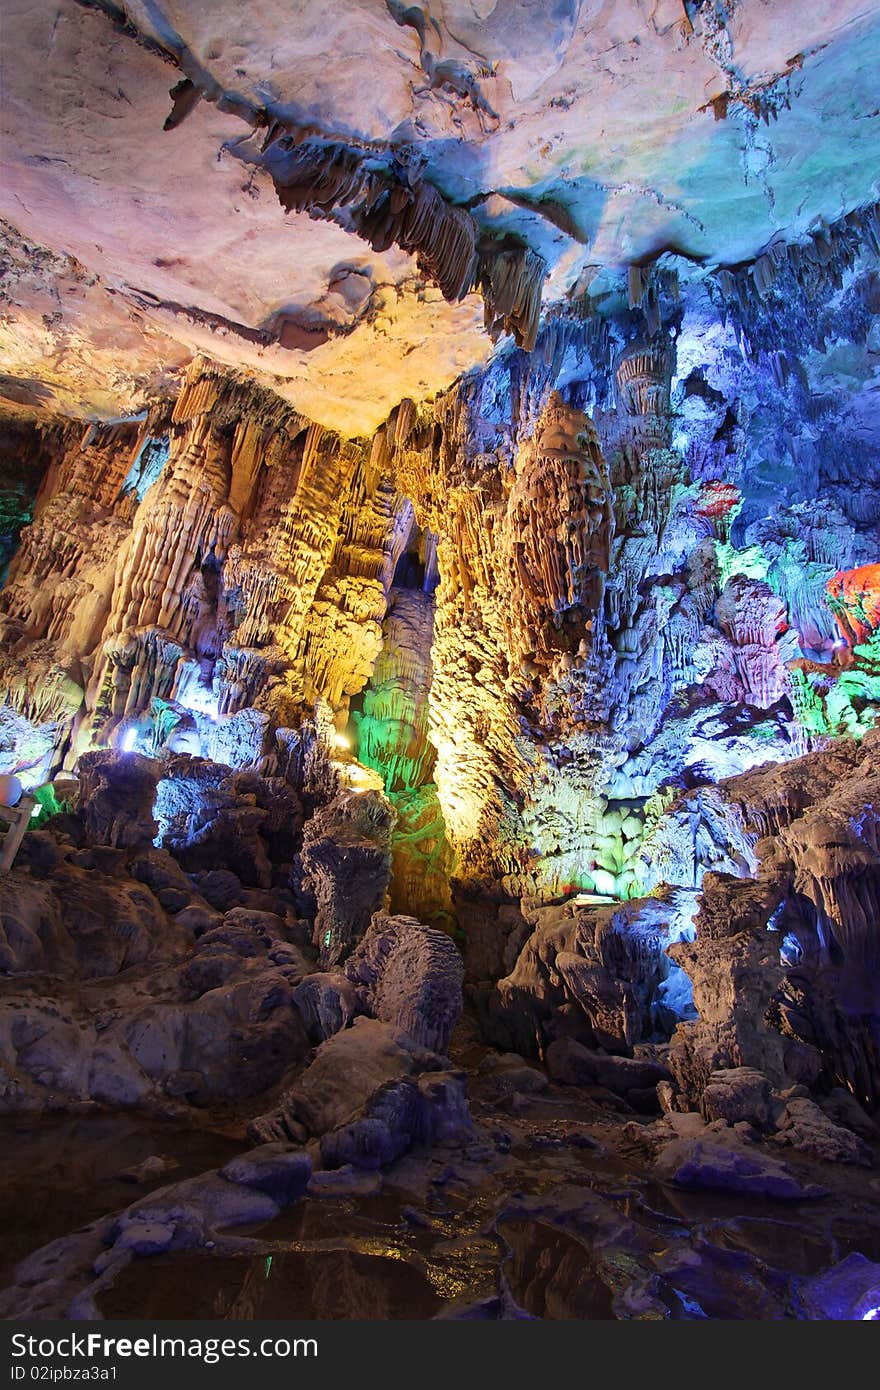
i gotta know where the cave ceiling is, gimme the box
[1,0,879,434]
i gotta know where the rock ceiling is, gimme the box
[1,0,879,433]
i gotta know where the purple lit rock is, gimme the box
[654,1134,828,1200]
[799,1253,880,1320]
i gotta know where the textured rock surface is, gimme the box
[486,892,695,1057]
[774,1097,873,1168]
[344,912,464,1054]
[247,1016,472,1164]
[701,1068,773,1129]
[661,732,880,1111]
[2,3,879,427]
[299,790,395,967]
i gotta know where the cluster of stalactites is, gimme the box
[710,199,880,357]
[237,134,546,351]
[503,391,613,672]
[614,340,673,441]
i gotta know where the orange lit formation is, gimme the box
[826,563,880,646]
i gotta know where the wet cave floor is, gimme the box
[3,1021,880,1321]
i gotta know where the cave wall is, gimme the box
[1,203,879,971]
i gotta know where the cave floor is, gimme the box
[4,1018,879,1320]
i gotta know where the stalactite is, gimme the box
[234,134,547,352]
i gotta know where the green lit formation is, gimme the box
[28,782,70,829]
[0,484,37,585]
[790,630,880,741]
[350,592,456,932]
[713,538,769,587]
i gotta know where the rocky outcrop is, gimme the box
[344,912,464,1054]
[299,789,396,968]
[653,1131,828,1201]
[0,856,189,979]
[773,1096,873,1167]
[700,1067,773,1128]
[0,895,313,1113]
[77,751,161,851]
[486,893,696,1059]
[659,731,880,1110]
[247,1017,472,1165]
[155,755,304,889]
[0,776,468,1145]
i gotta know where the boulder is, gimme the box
[799,1253,880,1320]
[701,1067,773,1128]
[77,750,160,849]
[545,1036,671,1094]
[129,847,196,899]
[818,1088,879,1141]
[654,1133,827,1200]
[195,869,245,911]
[114,1171,281,1244]
[247,1017,473,1165]
[292,971,361,1043]
[773,1096,873,1167]
[344,912,464,1053]
[0,925,311,1113]
[476,1052,549,1096]
[219,1145,312,1202]
[319,1071,472,1170]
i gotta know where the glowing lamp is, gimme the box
[0,773,23,808]
[120,728,138,753]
